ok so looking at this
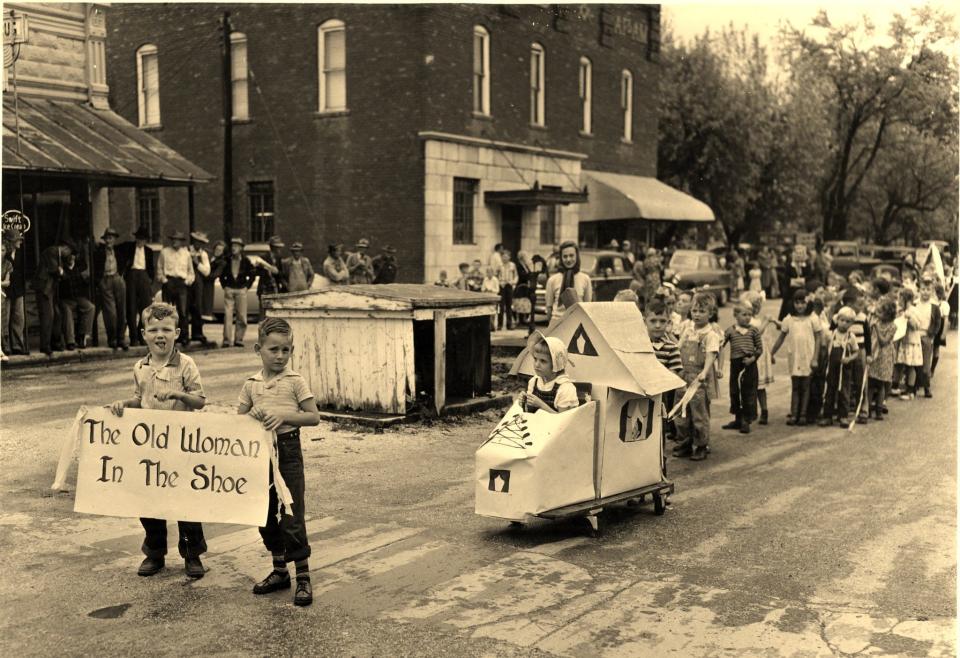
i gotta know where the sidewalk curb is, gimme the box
[1,342,242,370]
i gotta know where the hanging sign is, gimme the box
[2,209,30,234]
[3,14,28,46]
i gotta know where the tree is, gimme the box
[781,6,958,240]
[853,124,958,244]
[657,25,776,244]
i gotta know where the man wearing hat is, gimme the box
[283,241,315,292]
[93,227,128,350]
[372,245,399,284]
[2,227,27,355]
[188,231,211,344]
[620,239,636,266]
[347,238,374,284]
[119,226,156,345]
[33,238,75,356]
[218,237,256,347]
[157,229,195,345]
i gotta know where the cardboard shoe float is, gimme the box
[475,302,685,532]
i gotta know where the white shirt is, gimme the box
[132,244,147,271]
[158,246,195,285]
[190,247,211,277]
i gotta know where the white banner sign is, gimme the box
[65,407,273,526]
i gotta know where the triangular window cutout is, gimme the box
[568,324,598,356]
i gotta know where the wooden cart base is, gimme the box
[527,480,675,535]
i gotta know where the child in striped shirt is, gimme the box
[644,298,683,480]
[722,301,763,434]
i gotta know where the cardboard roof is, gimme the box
[510,302,685,397]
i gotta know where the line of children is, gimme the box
[110,305,320,607]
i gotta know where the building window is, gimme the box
[136,188,160,242]
[473,26,490,116]
[453,178,477,245]
[318,19,346,112]
[529,42,545,126]
[621,69,633,143]
[540,204,559,245]
[579,57,592,134]
[230,32,249,120]
[248,181,275,242]
[136,44,160,127]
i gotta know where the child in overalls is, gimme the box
[819,306,860,426]
[672,293,720,462]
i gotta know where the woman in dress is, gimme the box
[544,241,592,325]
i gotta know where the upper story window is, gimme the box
[578,56,592,135]
[230,32,249,121]
[136,44,160,127]
[621,69,633,143]
[318,19,346,112]
[529,42,545,126]
[472,26,490,116]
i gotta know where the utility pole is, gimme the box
[220,11,233,243]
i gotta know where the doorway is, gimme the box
[501,205,522,258]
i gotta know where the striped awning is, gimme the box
[2,96,212,185]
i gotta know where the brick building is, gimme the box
[106,3,711,283]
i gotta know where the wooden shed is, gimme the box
[263,285,501,416]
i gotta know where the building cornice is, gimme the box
[418,131,588,162]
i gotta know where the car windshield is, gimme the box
[595,256,625,273]
[828,245,857,257]
[670,253,699,270]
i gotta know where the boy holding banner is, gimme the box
[238,317,320,607]
[108,302,208,578]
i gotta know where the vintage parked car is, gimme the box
[534,249,634,320]
[664,249,733,306]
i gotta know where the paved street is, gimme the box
[0,307,955,657]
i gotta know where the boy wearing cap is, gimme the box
[283,242,314,292]
[157,230,195,346]
[188,232,211,344]
[347,238,374,284]
[94,227,129,350]
[219,237,257,347]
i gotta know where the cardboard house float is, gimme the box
[475,302,685,525]
[263,284,501,419]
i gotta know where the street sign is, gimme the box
[2,209,31,234]
[3,14,28,46]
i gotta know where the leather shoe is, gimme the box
[689,446,708,461]
[721,420,740,430]
[184,556,205,579]
[253,570,291,594]
[294,579,313,607]
[672,445,692,458]
[138,556,165,576]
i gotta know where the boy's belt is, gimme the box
[277,428,300,441]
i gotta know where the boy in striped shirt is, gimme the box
[722,301,763,434]
[645,299,683,458]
